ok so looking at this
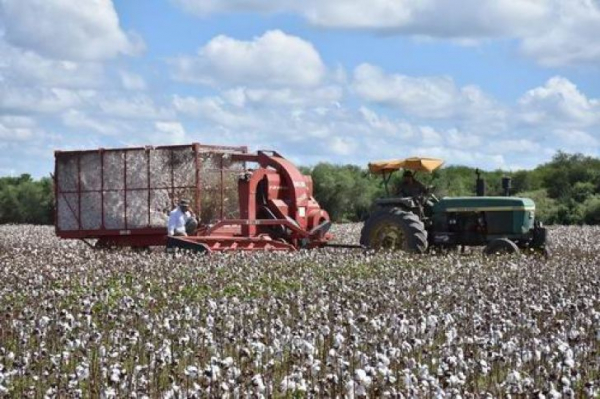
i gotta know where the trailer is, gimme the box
[54,143,332,252]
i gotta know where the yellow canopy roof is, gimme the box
[369,157,444,174]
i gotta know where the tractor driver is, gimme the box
[167,199,198,236]
[397,170,426,198]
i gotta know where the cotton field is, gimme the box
[0,225,599,398]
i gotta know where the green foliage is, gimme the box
[537,152,600,200]
[581,196,600,225]
[0,174,54,224]
[309,163,383,222]
[571,181,595,203]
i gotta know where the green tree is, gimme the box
[0,174,54,224]
[309,163,381,222]
[582,196,600,225]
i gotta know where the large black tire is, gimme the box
[360,208,428,253]
[483,238,520,256]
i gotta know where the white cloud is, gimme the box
[412,145,508,169]
[0,119,35,141]
[487,139,544,154]
[173,0,544,35]
[518,76,600,128]
[61,109,117,135]
[0,84,86,113]
[120,71,147,91]
[170,30,326,88]
[328,136,356,156]
[173,95,262,129]
[420,126,444,146]
[0,40,105,88]
[0,115,36,128]
[154,121,187,144]
[553,129,599,150]
[353,64,456,118]
[172,0,289,16]
[98,95,173,119]
[359,107,414,138]
[169,71,597,170]
[0,0,143,61]
[519,0,600,66]
[445,129,481,149]
[352,63,503,124]
[220,85,343,108]
[173,0,600,66]
[304,0,548,37]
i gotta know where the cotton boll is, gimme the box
[251,374,265,394]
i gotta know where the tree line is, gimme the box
[0,174,54,225]
[2,152,600,225]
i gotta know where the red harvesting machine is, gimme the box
[54,143,332,252]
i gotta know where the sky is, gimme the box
[1,0,600,177]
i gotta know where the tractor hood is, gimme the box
[434,197,535,213]
[433,196,536,235]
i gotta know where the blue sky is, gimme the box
[1,0,600,177]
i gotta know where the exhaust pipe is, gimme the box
[502,176,512,197]
[475,169,486,197]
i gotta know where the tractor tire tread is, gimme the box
[360,208,428,253]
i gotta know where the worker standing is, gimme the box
[167,199,197,236]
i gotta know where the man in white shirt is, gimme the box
[167,199,197,236]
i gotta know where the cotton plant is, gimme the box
[0,224,599,396]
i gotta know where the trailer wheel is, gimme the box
[360,208,427,253]
[94,238,116,250]
[483,238,520,256]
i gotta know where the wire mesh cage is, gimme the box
[55,144,247,237]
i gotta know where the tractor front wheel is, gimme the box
[483,238,520,256]
[360,208,428,253]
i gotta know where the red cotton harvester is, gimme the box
[54,143,332,253]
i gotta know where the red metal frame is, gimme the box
[171,234,297,252]
[55,146,332,251]
[175,150,332,251]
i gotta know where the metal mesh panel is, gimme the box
[57,193,78,230]
[104,191,125,229]
[80,153,101,191]
[126,150,148,189]
[149,149,172,188]
[104,152,125,190]
[150,189,170,228]
[223,171,241,219]
[198,152,244,222]
[200,190,221,223]
[172,148,195,187]
[126,190,149,228]
[81,192,102,230]
[57,154,78,192]
[55,144,247,234]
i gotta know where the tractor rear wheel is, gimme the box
[360,208,428,253]
[483,238,520,256]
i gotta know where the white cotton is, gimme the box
[334,332,345,348]
[184,365,198,378]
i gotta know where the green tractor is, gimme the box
[360,157,549,255]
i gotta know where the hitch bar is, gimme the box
[324,243,365,249]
